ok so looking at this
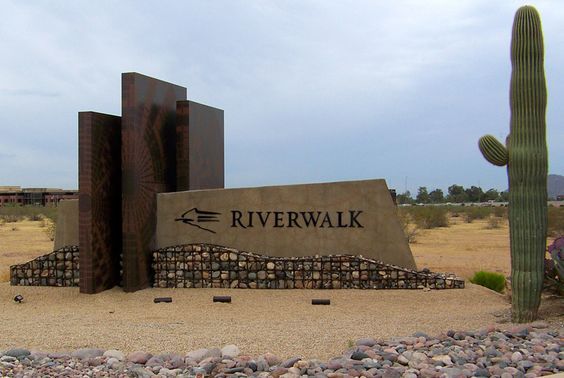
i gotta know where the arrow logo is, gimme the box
[175,208,221,234]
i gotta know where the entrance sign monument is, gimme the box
[10,72,453,293]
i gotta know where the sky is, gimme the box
[1,1,563,195]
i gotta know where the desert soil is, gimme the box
[410,216,511,279]
[0,217,561,360]
[0,220,54,281]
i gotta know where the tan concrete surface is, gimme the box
[53,199,78,250]
[157,180,416,269]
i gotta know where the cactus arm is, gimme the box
[478,135,508,166]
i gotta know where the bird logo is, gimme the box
[175,208,221,234]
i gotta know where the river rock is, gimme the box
[103,349,124,361]
[145,355,164,367]
[511,351,523,362]
[129,365,154,377]
[71,348,104,360]
[280,356,301,368]
[127,351,153,364]
[5,348,31,358]
[351,350,370,360]
[185,348,209,362]
[221,344,240,358]
[356,337,377,347]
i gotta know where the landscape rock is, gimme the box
[145,355,164,367]
[511,351,523,362]
[350,350,370,360]
[0,326,561,377]
[4,348,30,358]
[70,348,104,360]
[127,351,153,364]
[103,349,124,361]
[280,356,301,368]
[185,348,209,362]
[129,365,155,377]
[264,352,282,366]
[221,344,240,358]
[356,337,377,347]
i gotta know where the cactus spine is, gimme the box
[478,5,548,323]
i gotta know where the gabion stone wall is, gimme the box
[153,244,465,290]
[10,246,79,287]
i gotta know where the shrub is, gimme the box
[0,206,57,223]
[0,214,21,223]
[470,271,506,293]
[449,206,462,218]
[44,219,56,241]
[493,206,507,218]
[29,213,44,221]
[410,206,449,229]
[462,207,491,223]
[397,208,419,243]
[485,215,502,229]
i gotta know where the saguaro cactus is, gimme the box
[478,5,548,323]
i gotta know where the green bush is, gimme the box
[470,271,506,293]
[410,206,449,229]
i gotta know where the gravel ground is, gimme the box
[2,281,562,362]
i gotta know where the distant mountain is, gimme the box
[548,174,564,199]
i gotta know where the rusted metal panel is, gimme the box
[78,112,122,293]
[121,73,186,292]
[176,100,224,191]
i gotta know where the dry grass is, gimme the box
[411,216,511,279]
[0,219,54,282]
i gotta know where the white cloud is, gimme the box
[0,0,563,192]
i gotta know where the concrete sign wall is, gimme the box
[156,179,416,269]
[54,199,78,250]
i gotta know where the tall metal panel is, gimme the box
[78,112,122,293]
[176,100,224,191]
[121,73,186,291]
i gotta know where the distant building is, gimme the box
[0,186,78,206]
[557,195,564,201]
